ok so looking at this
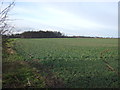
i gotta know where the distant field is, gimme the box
[14,38,118,88]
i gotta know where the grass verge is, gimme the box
[2,39,46,88]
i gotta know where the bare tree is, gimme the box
[0,0,15,35]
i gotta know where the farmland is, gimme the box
[14,38,118,88]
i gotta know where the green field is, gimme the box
[14,38,118,88]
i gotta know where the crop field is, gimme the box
[14,38,118,88]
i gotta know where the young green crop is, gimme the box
[14,38,118,88]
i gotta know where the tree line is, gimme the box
[6,30,98,38]
[9,30,66,38]
[3,30,111,39]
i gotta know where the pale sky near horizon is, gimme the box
[3,1,118,37]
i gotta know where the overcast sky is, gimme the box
[4,1,118,37]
